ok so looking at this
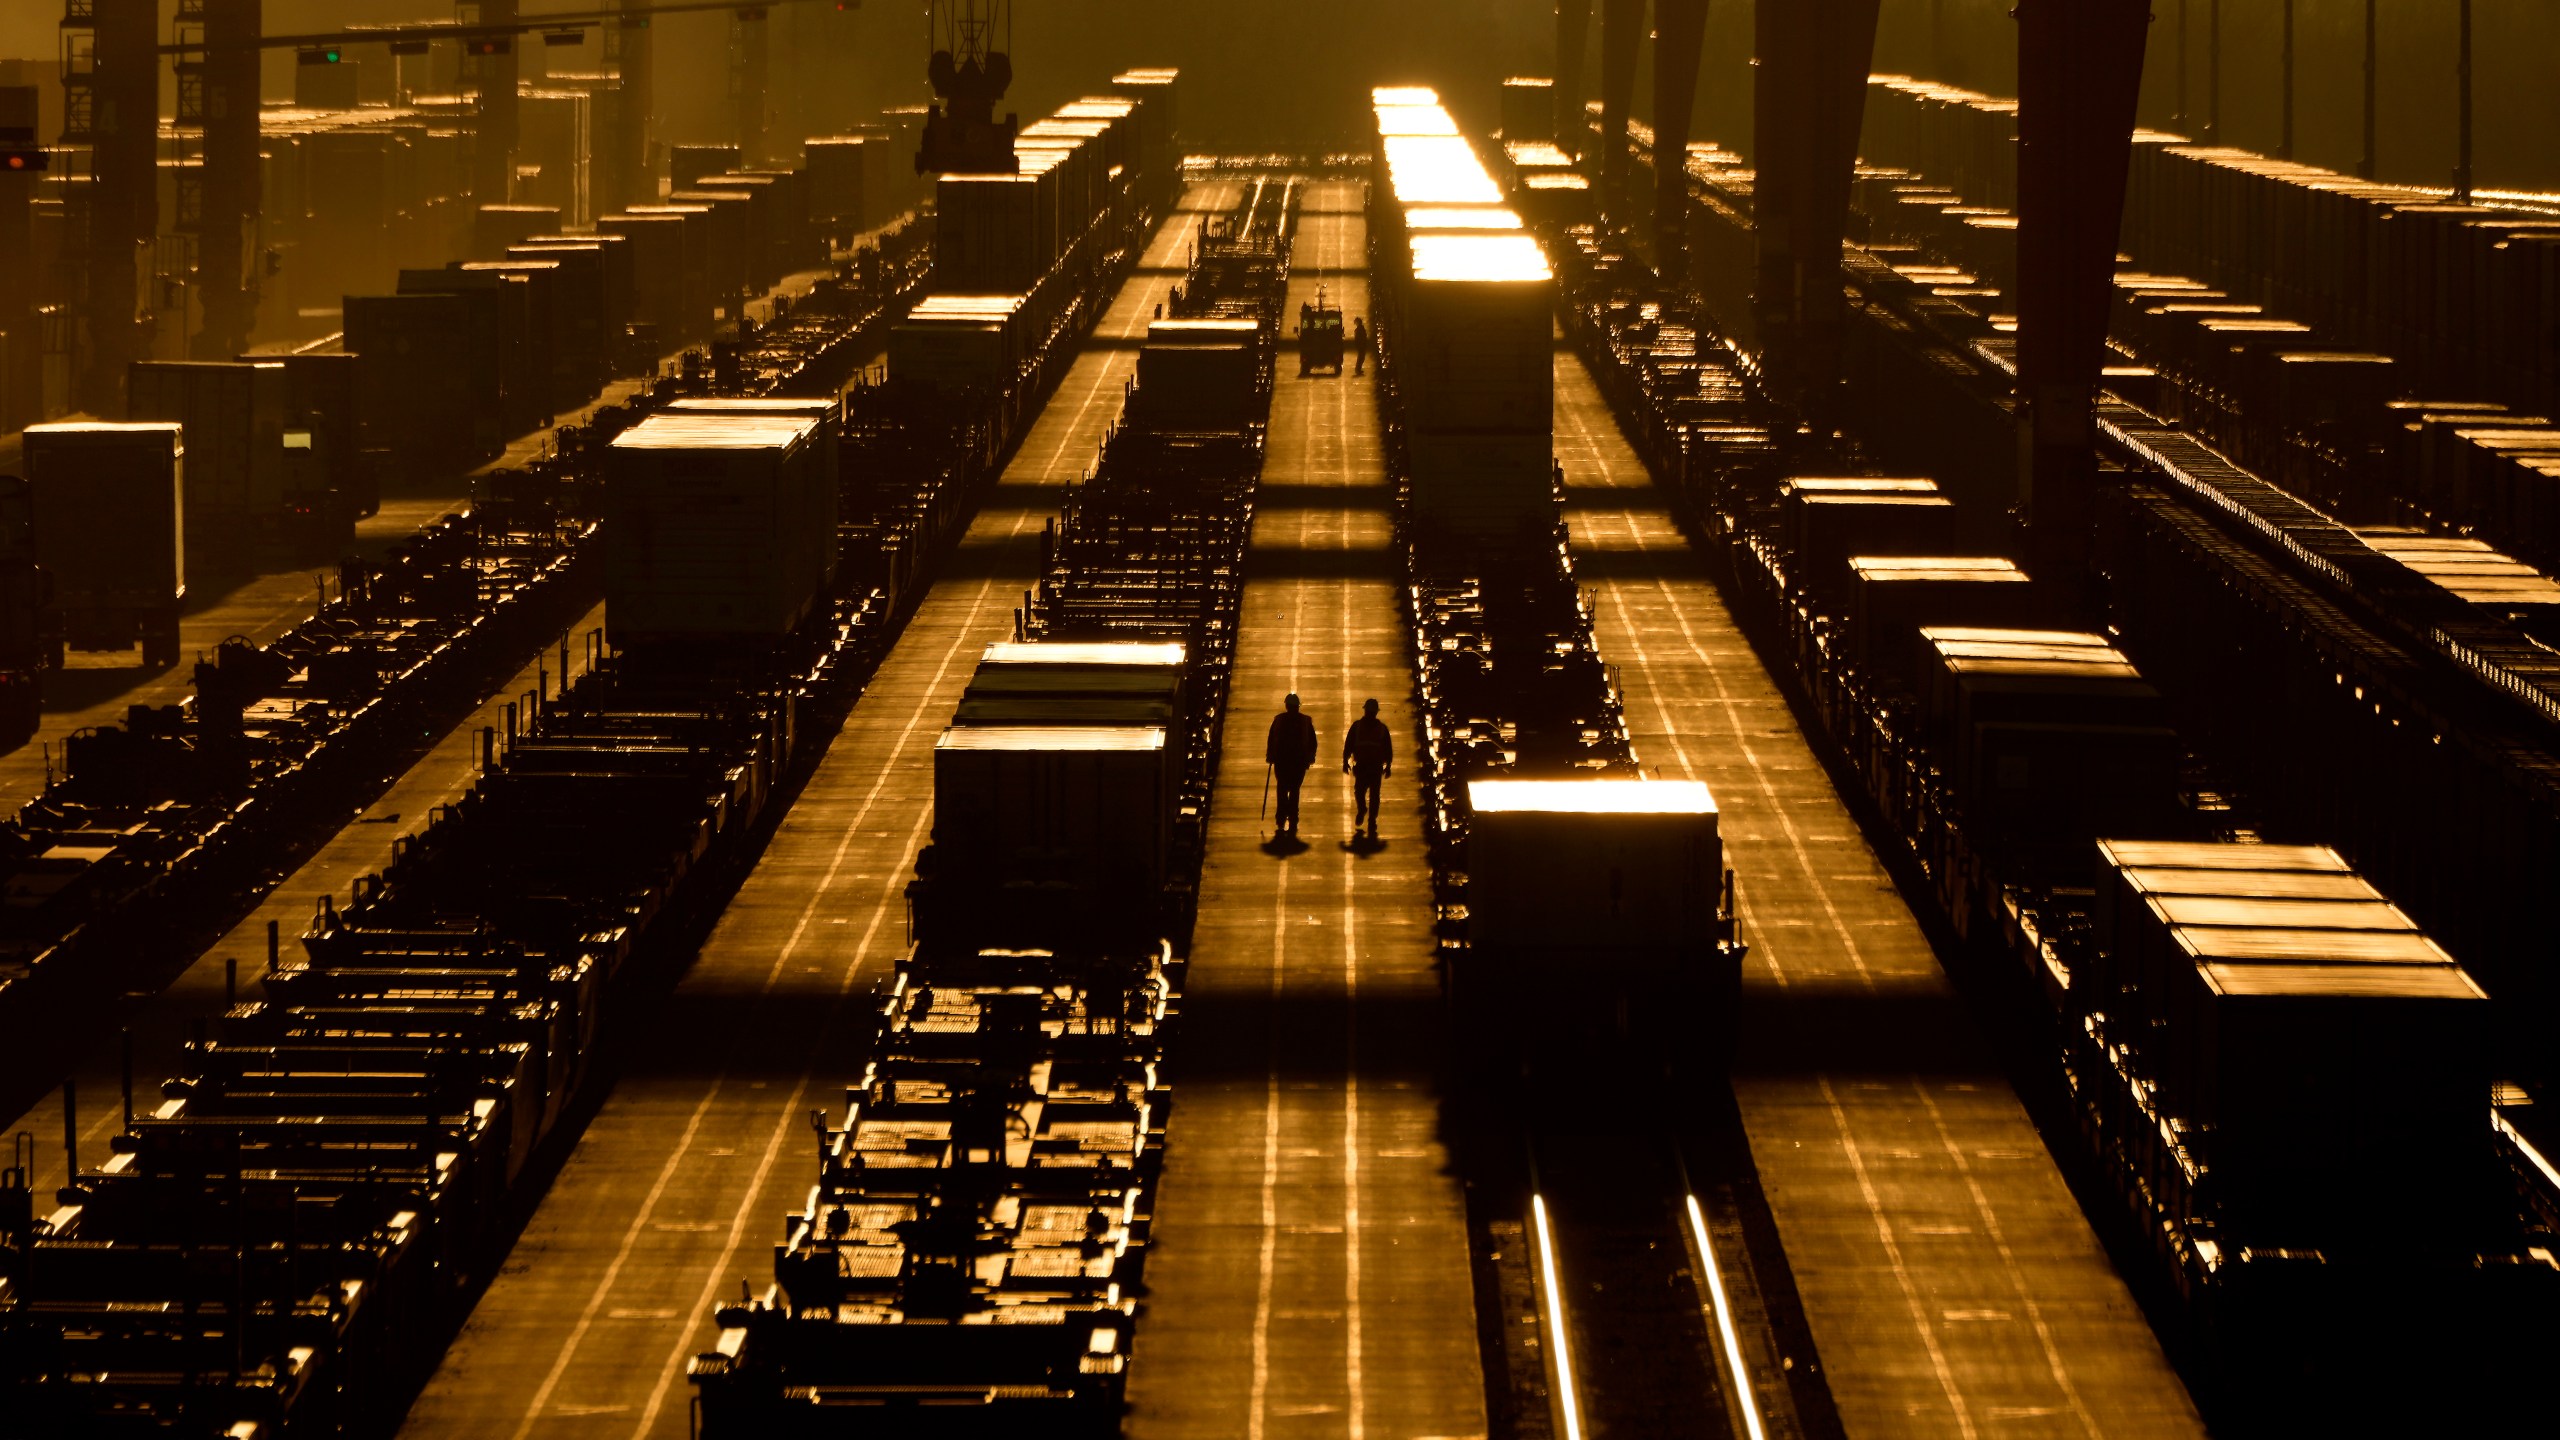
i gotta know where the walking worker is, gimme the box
[1266,693,1318,837]
[1351,316,1371,376]
[1343,698,1393,840]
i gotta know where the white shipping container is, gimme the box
[802,136,867,229]
[606,413,824,641]
[935,173,1045,293]
[25,422,186,606]
[126,360,288,538]
[664,397,841,590]
[891,293,1027,392]
[1467,779,1720,953]
[1400,232,1555,435]
[932,724,1170,899]
[1404,430,1555,542]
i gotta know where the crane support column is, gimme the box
[0,86,36,428]
[1596,0,1644,219]
[195,0,261,359]
[1751,0,1878,423]
[1650,0,1707,284]
[2014,0,2149,595]
[733,5,770,167]
[612,0,655,210]
[473,0,521,203]
[1556,0,1591,157]
[79,0,158,412]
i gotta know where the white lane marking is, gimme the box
[505,1083,723,1440]
[1819,1075,1978,1439]
[513,580,1000,1440]
[1335,467,1366,1440]
[1910,1083,2103,1439]
[627,331,1141,1436]
[1246,859,1290,1440]
[628,792,945,1440]
[1249,552,1315,1440]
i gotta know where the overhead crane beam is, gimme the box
[152,0,828,56]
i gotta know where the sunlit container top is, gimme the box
[1471,778,1716,815]
[610,413,819,450]
[1382,136,1504,205]
[1375,105,1459,137]
[982,640,1187,667]
[1408,231,1552,283]
[936,725,1167,752]
[1021,119,1111,139]
[909,293,1029,318]
[1402,205,1524,231]
[1503,141,1575,169]
[1372,85,1440,106]
[1059,98,1137,120]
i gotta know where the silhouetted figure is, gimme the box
[1343,698,1393,840]
[1266,693,1318,837]
[1352,316,1371,376]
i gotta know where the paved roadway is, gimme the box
[391,186,1236,1440]
[1552,358,2208,1440]
[1123,183,1486,1440]
[1,599,610,1193]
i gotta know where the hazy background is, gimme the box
[0,1,2551,189]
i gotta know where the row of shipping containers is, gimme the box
[1861,76,2560,423]
[891,72,1181,395]
[342,124,903,480]
[1367,88,1559,549]
[1557,100,2560,1417]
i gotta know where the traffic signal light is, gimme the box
[467,37,512,56]
[0,126,46,173]
[297,47,342,65]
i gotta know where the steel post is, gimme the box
[1650,0,1708,284]
[1597,0,1644,220]
[2014,0,2151,599]
[1557,0,1592,158]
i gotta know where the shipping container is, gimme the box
[605,413,828,643]
[597,210,698,341]
[669,144,741,192]
[126,360,285,561]
[1919,628,2181,857]
[931,723,1170,913]
[935,172,1046,294]
[23,422,184,664]
[398,266,538,435]
[662,397,841,590]
[1846,555,2034,686]
[472,203,562,260]
[663,191,756,316]
[890,293,1027,392]
[343,290,494,475]
[802,136,868,236]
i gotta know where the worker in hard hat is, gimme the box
[1343,697,1393,842]
[1265,693,1317,838]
